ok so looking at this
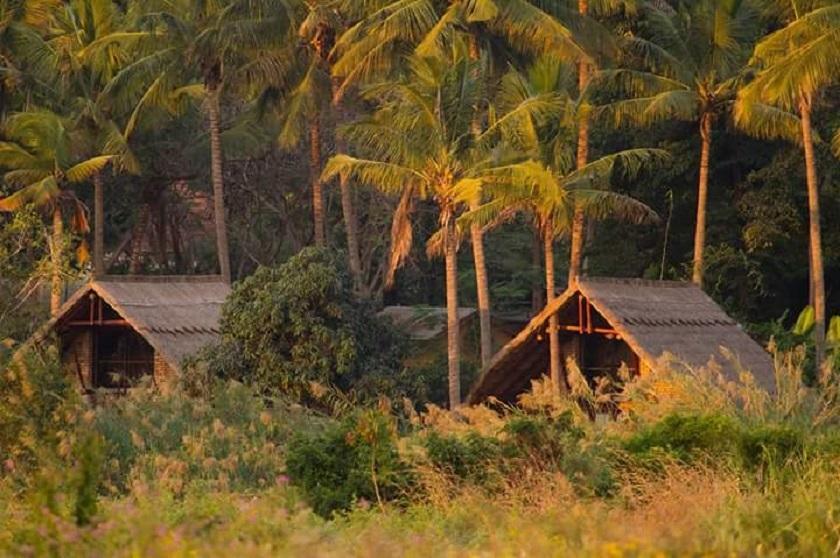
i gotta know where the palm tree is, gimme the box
[50,0,140,276]
[592,0,759,288]
[323,54,556,408]
[736,2,840,373]
[91,0,295,283]
[267,1,365,284]
[0,110,112,314]
[331,0,587,367]
[465,58,663,392]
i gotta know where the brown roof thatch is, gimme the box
[27,276,230,372]
[467,277,774,404]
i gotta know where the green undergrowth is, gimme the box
[4,350,840,556]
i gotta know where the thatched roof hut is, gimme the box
[467,278,774,404]
[24,276,229,391]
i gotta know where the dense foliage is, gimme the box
[207,247,407,401]
[3,353,840,555]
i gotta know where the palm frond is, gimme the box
[385,185,415,289]
[65,155,114,183]
[733,97,802,145]
[322,154,423,196]
[0,175,59,211]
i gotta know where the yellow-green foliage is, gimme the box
[4,351,840,556]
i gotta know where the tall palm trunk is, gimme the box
[799,94,826,373]
[471,213,493,366]
[332,82,363,291]
[467,36,493,367]
[544,225,564,394]
[444,214,461,409]
[50,204,63,316]
[692,113,712,287]
[206,82,232,284]
[568,0,590,286]
[93,172,105,277]
[310,120,326,247]
[130,202,150,274]
[531,227,544,315]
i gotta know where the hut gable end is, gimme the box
[29,276,230,377]
[467,278,774,404]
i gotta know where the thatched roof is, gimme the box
[378,306,476,341]
[467,277,774,403]
[29,276,230,372]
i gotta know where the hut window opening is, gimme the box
[94,329,154,388]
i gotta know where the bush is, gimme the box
[0,349,79,475]
[738,423,805,472]
[424,432,503,485]
[286,410,413,517]
[624,413,741,462]
[213,248,405,400]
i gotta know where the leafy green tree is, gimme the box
[592,0,760,287]
[215,247,404,399]
[736,2,839,372]
[0,110,112,314]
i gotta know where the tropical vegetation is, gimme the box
[0,1,839,553]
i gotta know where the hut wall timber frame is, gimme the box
[24,276,229,393]
[467,278,775,405]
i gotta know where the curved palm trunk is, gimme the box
[332,82,364,292]
[466,36,493,367]
[93,172,105,277]
[444,215,461,409]
[310,120,326,247]
[471,210,493,367]
[206,84,232,284]
[569,0,590,286]
[692,113,712,287]
[50,205,63,316]
[544,226,564,394]
[799,95,826,374]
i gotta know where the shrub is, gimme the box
[624,413,741,462]
[286,410,413,517]
[0,349,79,475]
[738,423,805,472]
[424,432,503,485]
[214,247,405,400]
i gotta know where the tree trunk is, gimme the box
[310,120,326,247]
[444,215,461,409]
[93,172,105,277]
[692,113,712,287]
[466,36,493,368]
[569,0,590,286]
[50,204,63,316]
[531,226,544,316]
[130,202,150,274]
[155,193,168,270]
[471,207,493,367]
[206,83,232,284]
[799,95,826,374]
[544,226,565,394]
[332,81,364,292]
